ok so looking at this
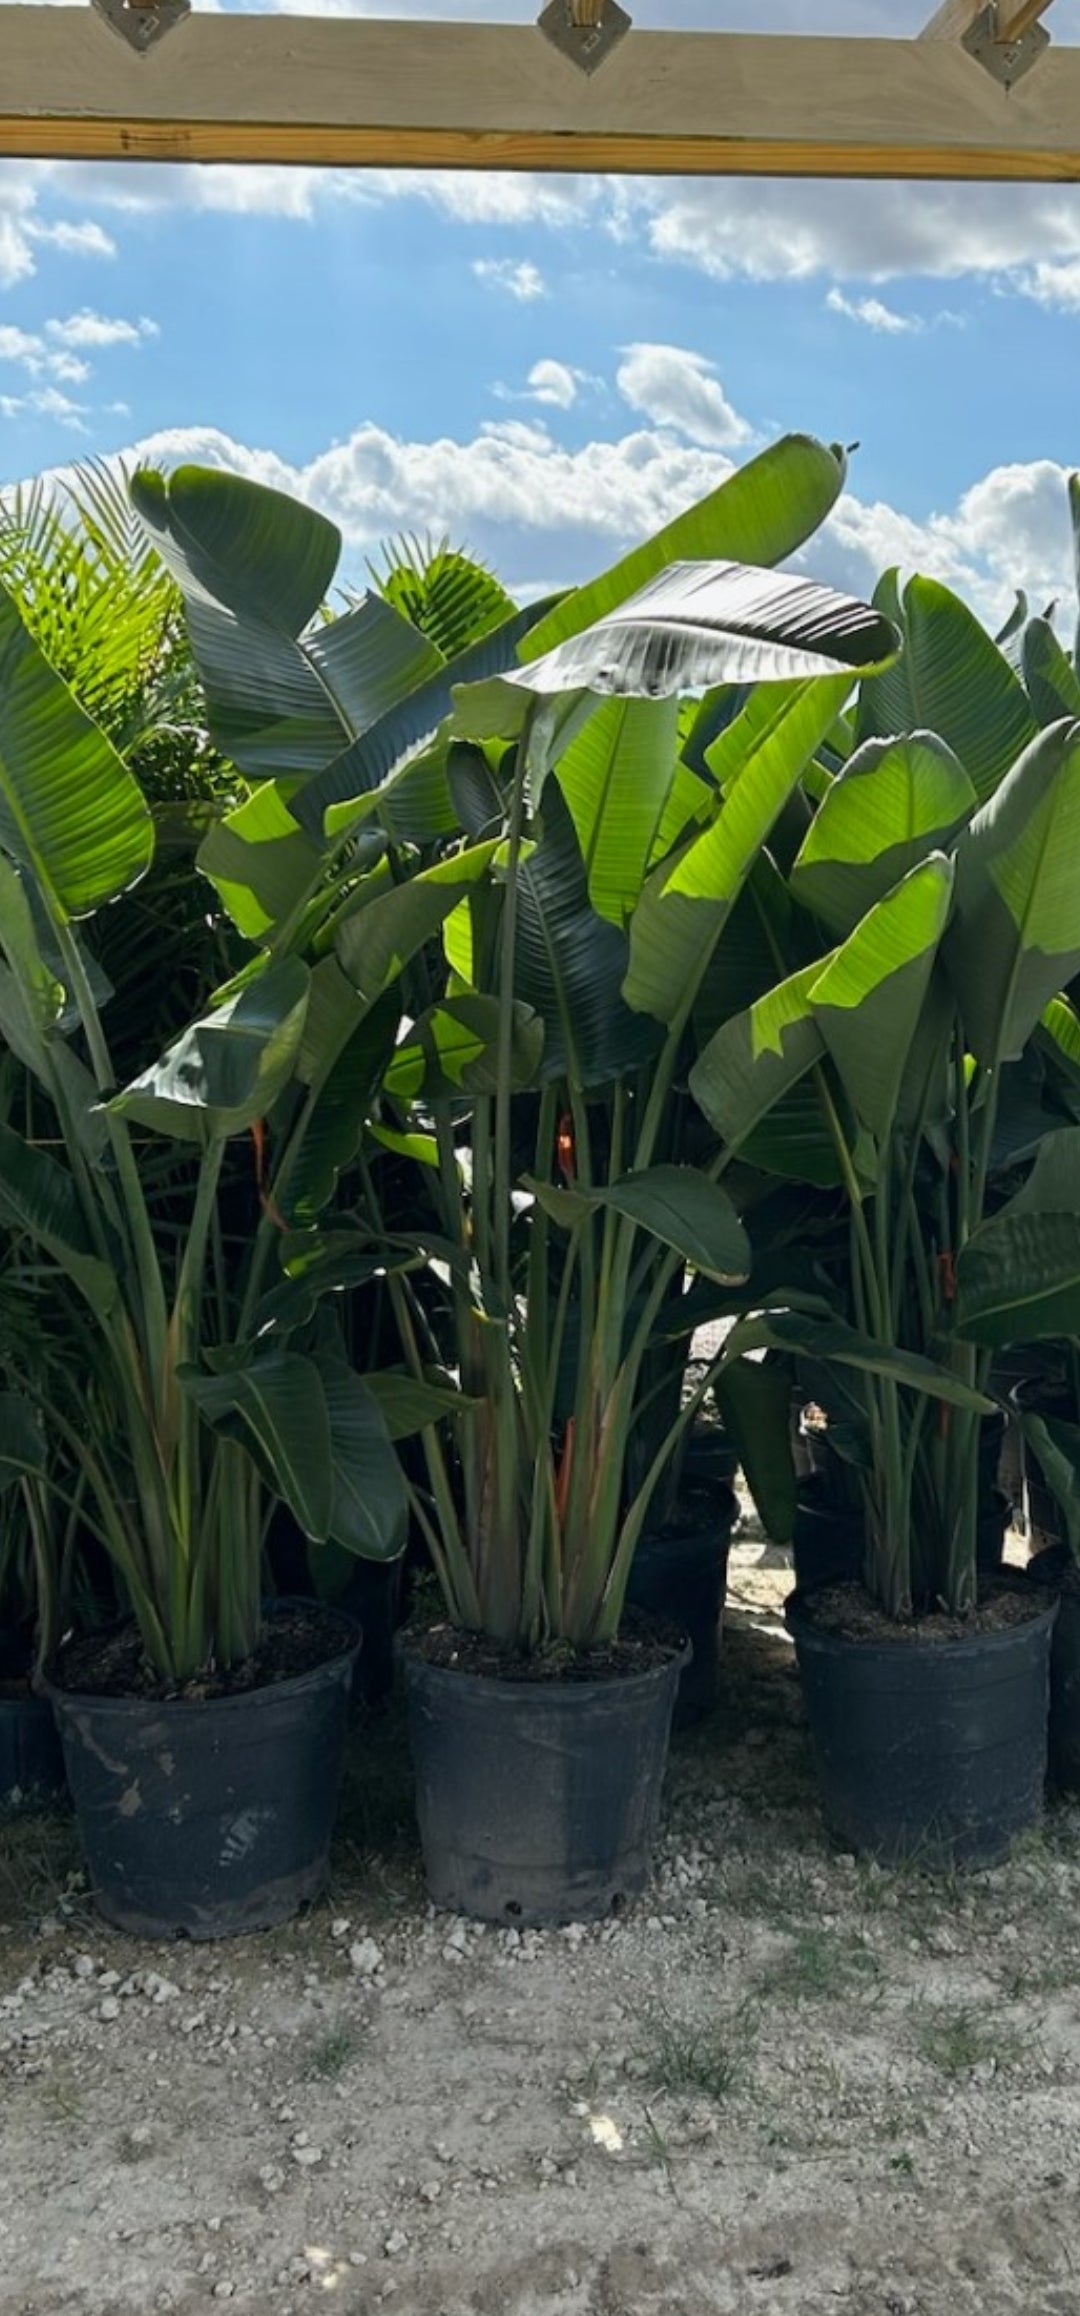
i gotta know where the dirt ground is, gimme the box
[4,1529,1080,2316]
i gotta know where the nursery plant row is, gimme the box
[2,433,1080,1938]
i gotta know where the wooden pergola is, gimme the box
[0,0,1076,180]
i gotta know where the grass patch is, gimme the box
[639,2011,755,2102]
[756,1927,882,2005]
[306,2027,359,2081]
[915,2001,1024,2080]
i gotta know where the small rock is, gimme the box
[212,2284,235,2300]
[418,2182,441,2204]
[292,2145,323,2169]
[72,1955,96,1981]
[99,1997,121,2023]
[383,2230,409,2258]
[349,1938,383,1978]
[331,1918,350,1940]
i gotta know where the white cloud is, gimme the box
[472,258,547,302]
[524,359,583,408]
[615,343,753,448]
[0,385,88,433]
[46,310,159,350]
[0,323,90,387]
[825,287,922,335]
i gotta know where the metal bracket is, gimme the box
[537,0,631,77]
[961,1,1050,87]
[90,0,190,53]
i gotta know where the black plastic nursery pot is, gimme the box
[48,1606,361,1939]
[786,1579,1058,1869]
[627,1482,739,1726]
[1027,1545,1080,1794]
[0,1687,67,1811]
[402,1635,688,1927]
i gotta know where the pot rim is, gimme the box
[399,1629,690,1706]
[45,1601,361,1716]
[785,1577,1058,1662]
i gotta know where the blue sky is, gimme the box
[5,0,1080,623]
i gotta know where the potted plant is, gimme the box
[690,575,1080,1864]
[350,545,896,1924]
[128,436,896,1923]
[0,570,411,1935]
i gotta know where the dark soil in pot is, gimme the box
[401,1621,688,1927]
[786,1575,1057,1868]
[48,1602,361,1939]
[0,1683,67,1811]
[626,1481,739,1726]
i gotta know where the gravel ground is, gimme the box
[3,1530,1080,2316]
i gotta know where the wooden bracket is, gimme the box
[90,0,189,51]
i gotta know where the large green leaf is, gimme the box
[1022,617,1080,726]
[712,1355,796,1544]
[197,783,327,941]
[954,1125,1080,1344]
[556,696,680,925]
[362,1369,478,1442]
[514,562,897,701]
[132,465,443,781]
[183,1349,334,1540]
[0,1123,118,1320]
[0,577,153,920]
[311,1352,407,1560]
[626,677,852,1025]
[856,571,1039,805]
[530,1164,750,1284]
[110,955,310,1141]
[334,841,497,1011]
[295,599,557,837]
[690,961,827,1157]
[520,433,849,661]
[514,778,661,1086]
[790,733,975,939]
[809,855,955,1143]
[725,1309,995,1413]
[946,718,1080,1066]
[385,995,543,1103]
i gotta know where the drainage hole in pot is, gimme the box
[504,1899,523,1918]
[610,1891,626,1918]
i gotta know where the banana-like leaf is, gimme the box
[514,779,661,1085]
[725,1309,996,1412]
[334,841,498,1012]
[790,733,975,939]
[857,571,1039,804]
[1039,993,1080,1089]
[712,1355,796,1544]
[521,433,849,661]
[0,1391,46,1488]
[529,1163,750,1284]
[946,718,1080,1066]
[1022,616,1080,725]
[0,577,153,921]
[182,1349,335,1539]
[385,995,544,1103]
[197,783,326,941]
[556,695,681,925]
[362,1369,479,1442]
[690,962,827,1153]
[110,955,310,1141]
[625,677,852,1025]
[513,562,897,701]
[809,855,955,1143]
[286,988,403,1226]
[0,1123,118,1319]
[296,598,557,837]
[311,1352,407,1560]
[954,1126,1080,1344]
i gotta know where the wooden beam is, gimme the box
[4,12,1080,181]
